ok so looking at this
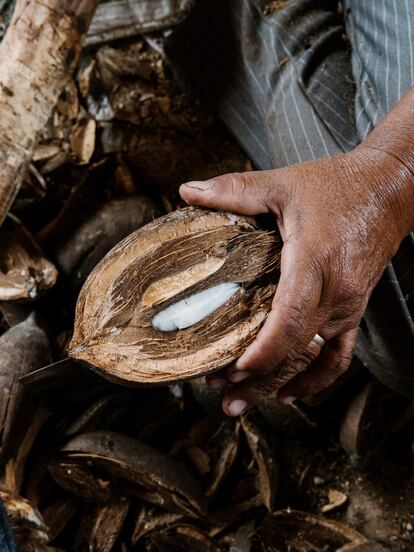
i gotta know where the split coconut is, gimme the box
[69,207,281,384]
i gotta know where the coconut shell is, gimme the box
[70,207,281,385]
[49,430,207,517]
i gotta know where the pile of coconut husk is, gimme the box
[0,1,413,551]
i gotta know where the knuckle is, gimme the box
[274,363,298,380]
[251,367,297,398]
[228,172,249,199]
[341,317,361,332]
[335,276,365,306]
[330,347,354,376]
[251,381,277,398]
[330,312,362,334]
[282,304,307,343]
[333,353,352,375]
[285,348,317,370]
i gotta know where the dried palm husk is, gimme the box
[131,505,183,545]
[0,215,57,302]
[41,497,77,543]
[206,421,241,498]
[0,487,50,549]
[74,498,129,552]
[49,430,207,517]
[339,381,407,464]
[241,411,278,511]
[260,509,367,552]
[70,207,281,385]
[212,494,263,533]
[336,544,388,552]
[0,314,51,493]
[170,416,240,497]
[144,523,222,552]
[62,391,134,438]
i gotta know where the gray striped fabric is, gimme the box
[167,0,414,397]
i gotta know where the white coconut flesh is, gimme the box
[152,282,241,332]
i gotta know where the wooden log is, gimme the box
[0,0,100,227]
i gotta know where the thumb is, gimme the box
[179,171,275,215]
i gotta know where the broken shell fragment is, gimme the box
[70,207,281,384]
[0,215,57,302]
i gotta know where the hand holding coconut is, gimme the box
[180,88,414,416]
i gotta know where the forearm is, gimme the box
[361,86,414,238]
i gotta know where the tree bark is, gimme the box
[0,0,100,227]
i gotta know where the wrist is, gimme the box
[358,87,414,242]
[352,143,414,248]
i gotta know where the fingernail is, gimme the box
[208,378,227,390]
[235,354,248,371]
[182,180,215,191]
[228,399,247,416]
[228,370,250,383]
[279,395,296,405]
